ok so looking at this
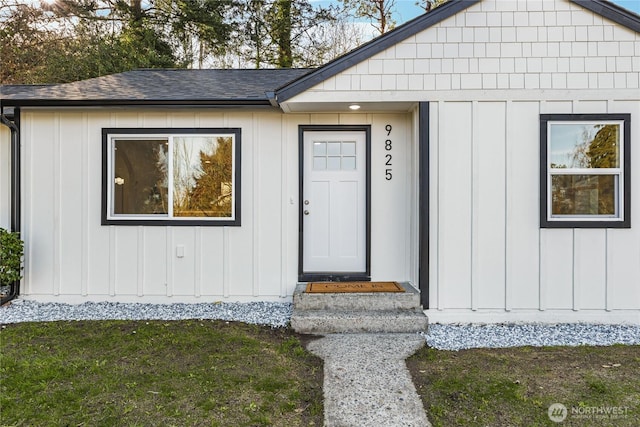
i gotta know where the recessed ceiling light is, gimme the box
[349,104,361,110]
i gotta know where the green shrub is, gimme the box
[0,228,24,285]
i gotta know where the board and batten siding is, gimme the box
[0,125,10,230]
[427,99,640,323]
[18,109,417,302]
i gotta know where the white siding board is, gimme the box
[439,102,472,309]
[114,227,138,296]
[58,113,84,295]
[429,102,441,309]
[540,229,574,310]
[607,231,640,309]
[257,113,284,296]
[370,114,410,281]
[26,112,56,295]
[172,227,196,296]
[505,102,541,309]
[475,102,506,309]
[200,228,225,296]
[0,125,10,230]
[143,228,168,295]
[574,229,607,310]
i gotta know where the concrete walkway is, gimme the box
[306,333,431,427]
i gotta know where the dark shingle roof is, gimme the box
[1,69,312,107]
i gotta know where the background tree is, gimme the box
[340,0,397,35]
[416,0,449,12]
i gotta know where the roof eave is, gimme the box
[0,98,276,108]
[570,0,640,32]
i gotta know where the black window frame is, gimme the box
[102,127,241,226]
[540,113,631,229]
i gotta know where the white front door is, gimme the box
[301,130,368,277]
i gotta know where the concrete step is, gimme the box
[292,282,422,311]
[291,309,429,334]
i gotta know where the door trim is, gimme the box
[298,125,371,282]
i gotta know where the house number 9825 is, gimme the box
[385,124,393,180]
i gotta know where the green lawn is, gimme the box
[0,320,323,427]
[408,345,640,427]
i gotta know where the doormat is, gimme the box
[305,281,404,293]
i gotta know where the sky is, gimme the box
[314,0,640,24]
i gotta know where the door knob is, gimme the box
[304,210,310,215]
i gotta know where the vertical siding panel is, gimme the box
[257,113,284,296]
[166,227,174,297]
[429,103,441,309]
[540,229,574,309]
[53,113,61,296]
[172,228,196,296]
[475,102,506,309]
[200,228,224,296]
[88,112,111,296]
[506,101,541,309]
[607,231,640,309]
[223,227,230,298]
[27,113,55,295]
[109,226,116,296]
[0,125,10,229]
[574,230,606,309]
[194,228,202,297]
[370,113,410,281]
[81,113,89,296]
[439,101,472,309]
[253,113,260,296]
[137,227,144,296]
[59,113,84,295]
[280,116,292,297]
[115,227,138,296]
[144,227,167,295]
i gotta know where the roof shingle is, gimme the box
[1,69,312,106]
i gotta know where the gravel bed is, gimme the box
[0,300,292,328]
[422,323,640,351]
[2,301,639,350]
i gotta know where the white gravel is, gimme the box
[423,323,640,351]
[2,300,639,350]
[0,300,292,328]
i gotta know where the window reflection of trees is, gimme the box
[173,136,233,217]
[114,139,168,215]
[551,124,619,216]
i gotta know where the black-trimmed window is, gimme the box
[102,128,241,226]
[540,114,630,228]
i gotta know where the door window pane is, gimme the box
[313,142,326,156]
[327,157,341,170]
[313,157,327,170]
[342,156,356,170]
[342,141,356,156]
[327,142,341,156]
